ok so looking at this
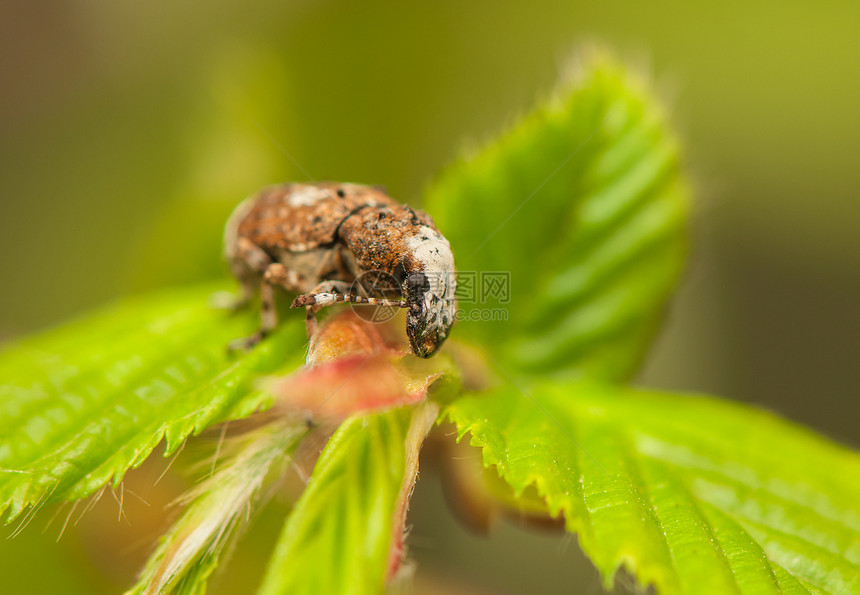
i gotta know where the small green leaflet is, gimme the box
[127,420,307,595]
[0,284,307,524]
[258,403,438,595]
[424,55,688,381]
[446,381,860,594]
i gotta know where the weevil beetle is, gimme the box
[223,182,457,357]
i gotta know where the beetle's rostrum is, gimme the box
[223,182,457,357]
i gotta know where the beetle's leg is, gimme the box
[260,263,308,332]
[228,259,308,352]
[291,288,407,335]
[237,237,273,273]
[218,237,273,313]
[292,280,354,337]
[293,293,408,308]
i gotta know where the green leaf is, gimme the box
[446,381,860,594]
[424,54,689,381]
[0,283,307,524]
[127,420,307,595]
[258,403,438,595]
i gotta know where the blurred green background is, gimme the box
[1,1,858,593]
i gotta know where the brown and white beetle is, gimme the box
[222,182,457,357]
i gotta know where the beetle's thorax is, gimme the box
[337,206,427,273]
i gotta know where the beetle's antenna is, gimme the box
[291,293,408,309]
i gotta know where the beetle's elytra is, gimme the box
[223,182,457,357]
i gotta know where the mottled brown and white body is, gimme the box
[223,182,457,357]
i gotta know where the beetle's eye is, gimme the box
[392,261,408,284]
